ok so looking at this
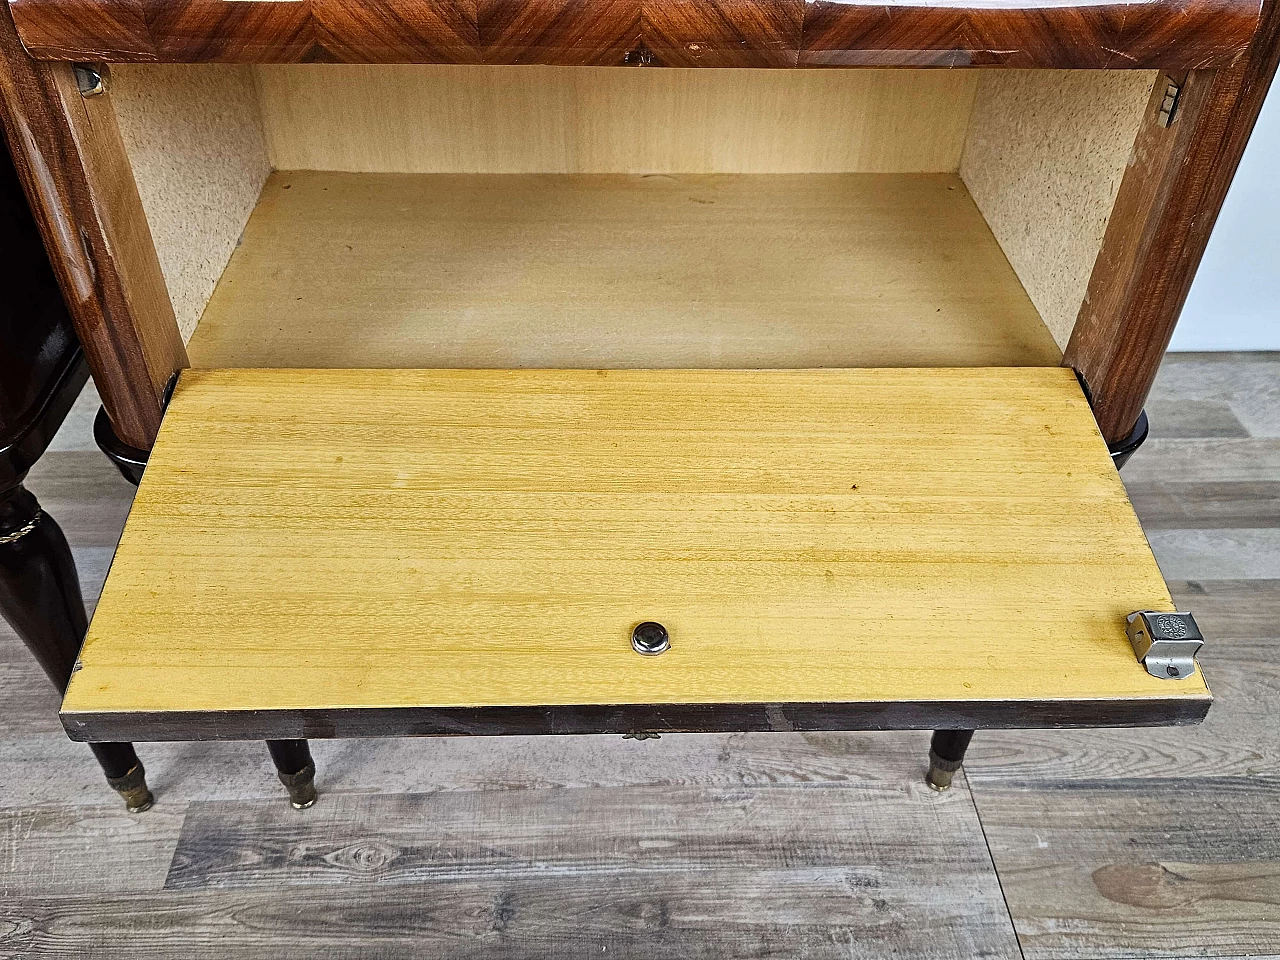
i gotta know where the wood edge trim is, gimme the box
[66,72,186,361]
[61,696,1213,742]
[47,63,189,444]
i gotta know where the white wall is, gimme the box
[1169,84,1280,351]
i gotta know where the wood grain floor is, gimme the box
[1,353,1277,958]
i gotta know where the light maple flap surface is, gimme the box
[63,368,1209,741]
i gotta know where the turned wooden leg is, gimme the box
[926,729,974,792]
[267,739,317,809]
[0,480,153,811]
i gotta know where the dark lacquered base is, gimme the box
[1109,409,1150,470]
[267,739,318,809]
[0,480,154,812]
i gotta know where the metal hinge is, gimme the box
[1127,611,1203,679]
[73,64,106,98]
[1157,78,1182,128]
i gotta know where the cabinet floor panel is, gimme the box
[186,172,1060,370]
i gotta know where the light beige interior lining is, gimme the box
[109,65,1155,359]
[960,70,1157,350]
[111,64,270,342]
[251,65,981,174]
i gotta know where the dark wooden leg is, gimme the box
[0,480,153,811]
[88,742,153,813]
[926,729,974,792]
[267,739,317,809]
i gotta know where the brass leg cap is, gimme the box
[278,761,317,810]
[106,764,155,812]
[926,750,963,792]
[290,786,317,810]
[926,766,955,792]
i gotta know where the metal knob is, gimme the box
[631,621,669,656]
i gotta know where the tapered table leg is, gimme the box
[926,729,975,792]
[0,481,153,811]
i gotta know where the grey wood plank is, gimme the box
[45,380,103,453]
[967,639,1277,781]
[22,452,136,548]
[2,867,1021,960]
[1170,577,1280,634]
[1122,439,1280,483]
[0,736,293,812]
[972,776,1280,960]
[1145,400,1250,439]
[308,730,931,797]
[0,728,933,809]
[0,805,183,896]
[0,640,65,735]
[1125,481,1280,529]
[165,782,994,891]
[1146,528,1280,580]
[0,779,1020,958]
[1146,354,1280,439]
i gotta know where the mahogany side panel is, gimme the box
[1066,0,1280,443]
[0,7,186,449]
[6,0,1263,69]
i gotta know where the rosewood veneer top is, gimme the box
[8,0,1262,68]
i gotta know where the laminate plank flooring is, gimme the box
[2,355,1279,958]
[975,778,1280,959]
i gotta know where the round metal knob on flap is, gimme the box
[631,621,669,656]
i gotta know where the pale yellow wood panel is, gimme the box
[253,65,979,174]
[186,172,1060,369]
[65,368,1207,719]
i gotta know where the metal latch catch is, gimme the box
[1127,611,1203,680]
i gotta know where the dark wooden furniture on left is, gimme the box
[0,132,154,812]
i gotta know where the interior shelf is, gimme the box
[186,171,1062,369]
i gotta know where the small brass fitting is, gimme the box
[278,761,317,810]
[106,763,154,813]
[926,750,963,792]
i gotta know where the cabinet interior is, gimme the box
[107,64,1157,369]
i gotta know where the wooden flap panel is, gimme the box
[62,368,1210,740]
